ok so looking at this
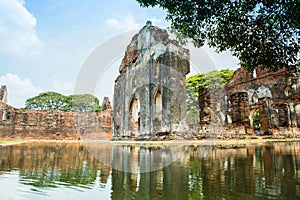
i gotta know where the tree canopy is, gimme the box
[25,92,101,112]
[186,69,234,123]
[25,92,67,111]
[137,0,300,71]
[186,69,234,102]
[66,94,101,112]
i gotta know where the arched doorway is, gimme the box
[153,89,162,133]
[252,110,261,133]
[284,86,292,97]
[154,89,162,121]
[252,93,258,106]
[130,97,140,136]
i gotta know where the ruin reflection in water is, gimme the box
[0,142,300,199]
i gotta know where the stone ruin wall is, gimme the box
[227,68,300,135]
[0,85,7,104]
[2,36,299,140]
[0,101,112,140]
[113,24,190,139]
[195,88,248,138]
[197,67,300,138]
[2,65,299,140]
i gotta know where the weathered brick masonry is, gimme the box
[0,101,112,140]
[2,24,299,140]
[113,22,190,139]
[198,67,300,137]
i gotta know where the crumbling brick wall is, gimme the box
[227,68,300,135]
[229,92,250,126]
[113,23,190,139]
[0,85,7,103]
[0,102,112,140]
[198,67,300,136]
[198,88,226,125]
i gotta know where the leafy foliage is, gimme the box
[25,92,68,111]
[253,111,261,130]
[137,0,300,71]
[294,61,300,74]
[186,69,234,107]
[186,69,234,123]
[65,94,101,112]
[25,92,101,112]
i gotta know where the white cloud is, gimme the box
[0,73,42,108]
[0,0,41,54]
[52,79,74,95]
[106,13,141,31]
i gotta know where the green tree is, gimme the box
[66,94,101,112]
[186,69,234,123]
[137,0,300,71]
[25,92,68,110]
[25,92,101,112]
[253,111,261,130]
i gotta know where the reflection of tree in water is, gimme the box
[20,166,98,188]
[187,144,300,200]
[0,142,109,188]
[1,142,300,199]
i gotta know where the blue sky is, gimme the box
[0,0,239,108]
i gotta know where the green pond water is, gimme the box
[0,141,300,200]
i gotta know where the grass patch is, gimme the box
[0,140,23,145]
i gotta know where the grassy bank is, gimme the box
[0,140,24,146]
[2,137,300,147]
[108,137,300,146]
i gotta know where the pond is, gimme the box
[0,141,300,200]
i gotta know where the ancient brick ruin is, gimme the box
[0,87,112,140]
[113,22,190,139]
[198,67,300,137]
[0,85,7,104]
[101,96,112,111]
[1,23,299,140]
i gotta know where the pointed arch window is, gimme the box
[130,97,140,122]
[154,89,162,120]
[252,93,258,106]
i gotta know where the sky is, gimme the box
[0,0,239,108]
